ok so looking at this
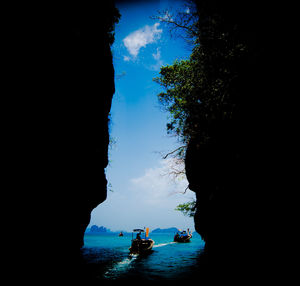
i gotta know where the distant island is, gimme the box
[85,226,194,235]
[85,225,129,234]
[86,225,110,233]
[151,227,179,233]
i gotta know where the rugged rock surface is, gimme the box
[184,0,284,280]
[8,2,120,283]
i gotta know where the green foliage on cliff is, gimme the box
[154,58,200,142]
[175,201,196,217]
[154,2,247,145]
[154,1,250,218]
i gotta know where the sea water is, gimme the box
[81,232,205,281]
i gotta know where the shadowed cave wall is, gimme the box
[6,3,120,282]
[184,0,284,278]
[70,7,120,250]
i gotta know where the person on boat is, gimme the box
[182,231,187,237]
[136,231,142,240]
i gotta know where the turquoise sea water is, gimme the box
[82,232,205,281]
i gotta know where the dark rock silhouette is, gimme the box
[184,0,286,281]
[6,2,120,283]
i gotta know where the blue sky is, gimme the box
[89,0,196,232]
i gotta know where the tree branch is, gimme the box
[162,145,187,159]
[183,185,189,194]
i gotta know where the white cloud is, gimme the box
[152,47,161,61]
[130,159,193,206]
[123,55,130,62]
[150,47,163,71]
[89,159,196,232]
[123,23,162,58]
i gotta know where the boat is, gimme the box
[118,231,124,237]
[129,228,154,254]
[174,229,192,243]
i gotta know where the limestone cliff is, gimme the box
[7,3,120,283]
[185,0,281,277]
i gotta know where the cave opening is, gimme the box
[12,0,281,283]
[88,0,196,235]
[81,0,206,281]
[81,0,276,281]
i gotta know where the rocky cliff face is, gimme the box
[9,3,120,282]
[184,0,281,278]
[55,21,118,250]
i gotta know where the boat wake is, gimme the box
[104,255,138,279]
[103,242,176,279]
[153,242,176,248]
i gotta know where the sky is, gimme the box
[88,0,196,232]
